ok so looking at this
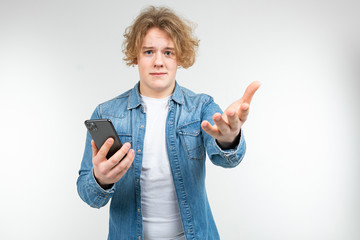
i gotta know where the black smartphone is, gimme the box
[84,119,123,159]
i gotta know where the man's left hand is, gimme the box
[201,81,261,149]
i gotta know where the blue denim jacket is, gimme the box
[77,82,246,240]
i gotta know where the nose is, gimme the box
[154,52,164,68]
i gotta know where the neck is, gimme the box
[138,82,175,99]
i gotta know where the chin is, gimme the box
[151,78,172,86]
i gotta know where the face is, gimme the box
[136,27,180,98]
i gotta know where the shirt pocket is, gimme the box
[177,120,205,160]
[118,134,132,146]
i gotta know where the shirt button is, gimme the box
[137,208,141,212]
[138,236,141,240]
[140,125,144,128]
[137,149,141,153]
[136,178,139,182]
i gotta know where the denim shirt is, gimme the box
[77,82,246,240]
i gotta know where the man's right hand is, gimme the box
[91,138,135,189]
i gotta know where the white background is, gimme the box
[1,0,359,239]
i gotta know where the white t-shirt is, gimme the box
[140,95,185,240]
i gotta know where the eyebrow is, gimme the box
[142,46,175,51]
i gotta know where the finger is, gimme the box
[201,120,220,139]
[91,140,99,158]
[242,81,261,104]
[112,149,135,178]
[106,142,131,169]
[213,113,230,134]
[226,108,241,131]
[97,138,114,159]
[239,103,250,122]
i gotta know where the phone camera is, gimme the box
[86,122,97,131]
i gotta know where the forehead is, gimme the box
[141,28,174,47]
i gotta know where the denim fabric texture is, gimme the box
[77,82,246,240]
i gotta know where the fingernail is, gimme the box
[228,111,235,116]
[107,138,114,144]
[124,143,130,149]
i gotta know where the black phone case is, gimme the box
[84,119,123,159]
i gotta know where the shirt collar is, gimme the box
[127,81,184,109]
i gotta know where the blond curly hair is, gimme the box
[122,6,199,69]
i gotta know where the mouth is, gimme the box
[150,72,167,76]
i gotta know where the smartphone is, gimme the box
[84,119,123,159]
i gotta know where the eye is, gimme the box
[164,51,173,56]
[144,50,152,55]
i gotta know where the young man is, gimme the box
[77,6,260,240]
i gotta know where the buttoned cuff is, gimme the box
[213,129,246,166]
[87,168,115,197]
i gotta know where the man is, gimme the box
[77,6,260,240]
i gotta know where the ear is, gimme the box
[134,58,138,65]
